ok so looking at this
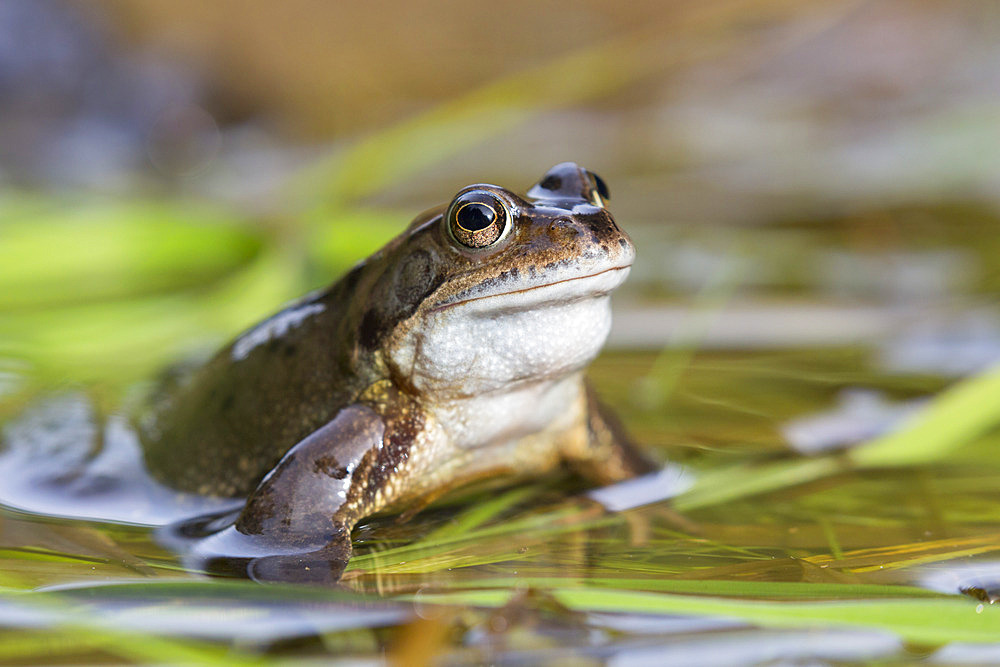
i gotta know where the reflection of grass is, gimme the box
[411,589,998,645]
[0,623,261,665]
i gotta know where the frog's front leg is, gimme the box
[561,383,659,487]
[188,403,395,583]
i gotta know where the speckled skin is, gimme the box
[140,163,657,582]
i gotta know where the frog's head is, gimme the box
[351,162,634,399]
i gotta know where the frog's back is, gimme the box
[139,269,372,497]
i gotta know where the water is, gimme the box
[2,195,1000,662]
[2,337,999,662]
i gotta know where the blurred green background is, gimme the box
[4,0,998,395]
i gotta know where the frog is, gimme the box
[139,162,657,583]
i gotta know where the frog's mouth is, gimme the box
[433,264,631,314]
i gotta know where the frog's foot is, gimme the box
[165,506,243,539]
[164,520,353,584]
[245,540,352,584]
[160,404,388,583]
[562,383,659,487]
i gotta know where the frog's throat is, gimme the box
[430,265,630,314]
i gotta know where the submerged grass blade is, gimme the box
[347,504,604,572]
[419,487,541,543]
[437,577,940,599]
[0,590,266,665]
[805,533,1000,573]
[0,580,406,664]
[409,588,999,645]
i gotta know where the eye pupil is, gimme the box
[456,203,495,232]
[447,192,509,249]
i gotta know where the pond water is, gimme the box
[2,199,1000,664]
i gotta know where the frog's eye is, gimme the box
[446,191,511,249]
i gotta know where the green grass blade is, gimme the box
[0,199,261,311]
[672,458,843,512]
[410,588,999,645]
[419,487,541,543]
[436,577,941,599]
[303,35,663,212]
[852,362,1000,467]
[308,209,407,273]
[667,361,1000,511]
[0,247,301,384]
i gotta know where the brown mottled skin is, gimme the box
[139,163,657,582]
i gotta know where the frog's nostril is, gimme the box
[549,218,582,242]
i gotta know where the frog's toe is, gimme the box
[164,507,243,540]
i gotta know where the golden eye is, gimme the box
[446,191,510,248]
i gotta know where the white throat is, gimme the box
[387,291,614,401]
